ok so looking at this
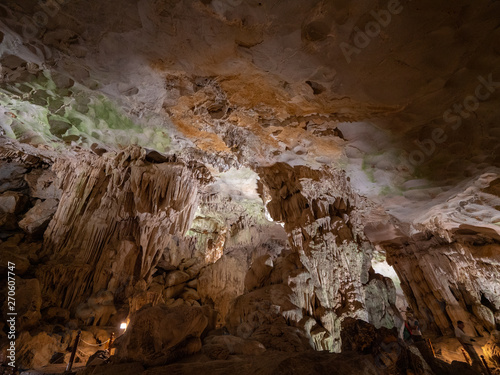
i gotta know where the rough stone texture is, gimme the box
[115,304,209,366]
[0,160,28,193]
[198,255,247,325]
[141,351,389,375]
[385,233,500,337]
[0,0,499,372]
[0,212,18,234]
[364,273,399,330]
[165,271,191,287]
[257,163,398,351]
[75,289,116,326]
[244,254,273,292]
[0,191,27,214]
[227,283,301,331]
[15,331,63,370]
[24,168,62,200]
[3,278,42,331]
[0,249,30,275]
[483,330,500,368]
[19,198,58,235]
[341,318,427,374]
[203,335,266,356]
[250,323,313,353]
[79,362,145,375]
[43,306,71,324]
[37,147,201,312]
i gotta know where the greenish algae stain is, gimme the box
[0,71,170,152]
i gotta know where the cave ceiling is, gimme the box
[1,0,500,244]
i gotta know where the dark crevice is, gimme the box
[480,292,497,312]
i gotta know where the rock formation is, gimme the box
[0,0,499,374]
[114,304,210,366]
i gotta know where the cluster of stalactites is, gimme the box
[38,147,201,310]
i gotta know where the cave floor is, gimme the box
[21,338,500,375]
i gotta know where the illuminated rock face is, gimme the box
[385,230,500,338]
[37,147,201,312]
[379,174,500,339]
[0,0,500,372]
[253,163,399,351]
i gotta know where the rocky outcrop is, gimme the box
[141,351,383,375]
[114,304,210,366]
[226,282,307,342]
[18,198,58,235]
[75,289,116,326]
[198,255,247,325]
[384,231,500,337]
[10,325,116,370]
[364,271,399,330]
[0,160,29,194]
[0,144,54,242]
[11,278,42,331]
[79,362,145,375]
[203,335,266,358]
[256,163,398,351]
[483,330,500,368]
[16,331,64,370]
[1,0,500,372]
[37,147,201,312]
[0,191,28,214]
[24,168,62,200]
[0,237,31,275]
[341,318,427,374]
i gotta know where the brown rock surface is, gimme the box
[257,163,398,351]
[35,147,202,312]
[114,304,209,366]
[0,191,27,214]
[79,362,145,375]
[483,330,500,368]
[198,255,247,325]
[165,270,191,287]
[204,335,266,356]
[0,249,30,275]
[385,233,500,337]
[19,198,58,235]
[24,168,62,200]
[244,254,273,292]
[15,331,63,370]
[0,0,499,373]
[341,318,427,374]
[142,351,384,375]
[4,278,42,331]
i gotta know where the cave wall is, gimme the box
[0,0,499,370]
[2,140,497,369]
[385,233,500,338]
[35,146,201,312]
[1,144,400,357]
[255,162,399,351]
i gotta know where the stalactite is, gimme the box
[256,163,396,352]
[385,234,500,337]
[38,146,202,312]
